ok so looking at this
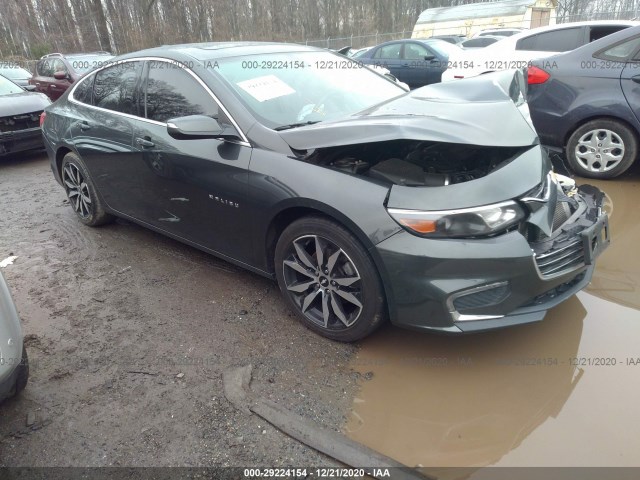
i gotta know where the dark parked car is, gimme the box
[42,43,609,341]
[0,65,33,87]
[528,25,640,179]
[29,51,114,101]
[357,39,462,88]
[0,270,29,403]
[429,35,467,45]
[0,74,50,157]
[461,35,503,49]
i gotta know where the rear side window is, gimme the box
[93,61,142,115]
[73,75,94,104]
[517,27,582,52]
[37,59,54,77]
[374,43,402,59]
[143,61,218,123]
[596,36,640,61]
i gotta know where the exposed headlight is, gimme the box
[387,201,525,238]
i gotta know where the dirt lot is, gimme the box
[0,152,361,467]
[1,151,640,473]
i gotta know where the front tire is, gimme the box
[275,217,386,342]
[566,119,637,179]
[61,152,114,226]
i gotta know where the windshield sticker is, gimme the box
[237,75,296,102]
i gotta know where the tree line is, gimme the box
[0,0,637,60]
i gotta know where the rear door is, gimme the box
[369,42,404,79]
[68,61,142,214]
[129,60,253,260]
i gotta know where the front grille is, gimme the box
[453,284,510,311]
[534,239,584,276]
[0,111,42,133]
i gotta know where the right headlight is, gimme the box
[387,200,526,238]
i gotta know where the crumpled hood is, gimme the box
[0,91,50,118]
[279,70,537,150]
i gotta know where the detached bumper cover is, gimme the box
[375,184,609,333]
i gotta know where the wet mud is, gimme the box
[347,171,640,471]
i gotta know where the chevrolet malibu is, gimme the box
[41,43,609,342]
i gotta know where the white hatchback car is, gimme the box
[442,20,638,81]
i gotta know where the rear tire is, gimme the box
[61,152,114,226]
[275,216,386,342]
[566,119,637,179]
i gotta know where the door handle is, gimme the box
[136,137,155,148]
[631,75,640,84]
[79,121,91,131]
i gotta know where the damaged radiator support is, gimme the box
[223,365,434,480]
[301,140,530,187]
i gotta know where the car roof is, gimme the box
[115,42,322,63]
[481,20,640,50]
[557,23,640,58]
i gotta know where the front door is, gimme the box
[130,60,253,261]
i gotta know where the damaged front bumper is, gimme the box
[374,178,609,333]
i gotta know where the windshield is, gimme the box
[67,55,115,74]
[0,66,31,80]
[209,51,405,129]
[0,75,24,95]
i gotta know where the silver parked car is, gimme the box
[0,270,28,402]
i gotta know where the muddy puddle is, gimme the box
[346,176,640,472]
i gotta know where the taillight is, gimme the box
[39,111,46,127]
[527,66,550,85]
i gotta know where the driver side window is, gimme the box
[403,43,430,60]
[374,43,402,59]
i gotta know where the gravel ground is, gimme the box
[0,152,363,467]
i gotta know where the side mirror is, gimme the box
[167,115,239,141]
[424,54,436,61]
[23,85,36,92]
[53,71,68,80]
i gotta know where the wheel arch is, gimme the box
[55,145,74,178]
[263,200,396,320]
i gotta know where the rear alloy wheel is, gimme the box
[61,152,114,226]
[275,217,386,342]
[566,119,637,179]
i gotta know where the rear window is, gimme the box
[517,27,582,52]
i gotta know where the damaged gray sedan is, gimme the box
[41,43,609,341]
